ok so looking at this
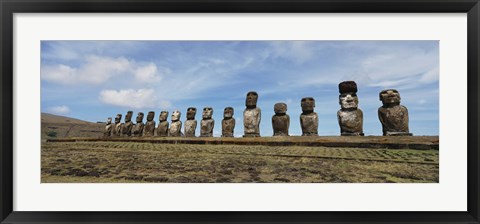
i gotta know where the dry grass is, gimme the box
[42,141,438,183]
[41,113,103,140]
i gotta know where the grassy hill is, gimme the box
[41,113,104,140]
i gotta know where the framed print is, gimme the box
[1,0,479,223]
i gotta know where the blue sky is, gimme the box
[41,41,439,136]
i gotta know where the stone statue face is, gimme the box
[301,97,315,112]
[224,107,234,119]
[136,112,144,123]
[147,111,155,121]
[202,107,213,119]
[339,93,359,109]
[114,114,122,124]
[159,111,168,121]
[274,103,287,114]
[379,89,401,105]
[187,107,197,120]
[245,91,258,108]
[125,111,133,122]
[172,110,181,121]
[106,117,112,124]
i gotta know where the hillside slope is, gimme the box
[41,113,104,140]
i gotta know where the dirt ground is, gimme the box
[41,141,439,183]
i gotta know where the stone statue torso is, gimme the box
[184,120,197,137]
[200,119,214,137]
[272,114,289,136]
[243,108,261,136]
[169,121,182,137]
[132,123,144,137]
[337,109,363,136]
[122,121,133,136]
[378,105,410,135]
[157,121,169,137]
[114,123,122,136]
[222,118,235,137]
[300,112,318,136]
[144,121,156,136]
[105,124,113,137]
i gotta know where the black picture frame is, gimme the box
[1,0,479,223]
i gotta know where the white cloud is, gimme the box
[47,105,70,115]
[78,55,131,84]
[134,63,166,83]
[41,55,166,85]
[159,100,172,108]
[419,67,439,83]
[41,64,77,85]
[360,48,438,89]
[270,41,314,64]
[99,88,171,109]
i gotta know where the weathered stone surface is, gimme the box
[113,114,122,136]
[200,107,214,137]
[378,89,412,136]
[300,97,318,136]
[272,103,289,136]
[157,111,169,137]
[48,136,439,150]
[222,107,235,137]
[144,111,155,137]
[121,111,133,136]
[337,110,364,136]
[243,91,261,137]
[184,107,197,137]
[169,110,183,137]
[337,81,364,136]
[132,112,144,137]
[104,117,113,137]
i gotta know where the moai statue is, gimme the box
[121,111,133,136]
[200,107,214,137]
[243,91,261,137]
[378,89,412,136]
[272,103,290,136]
[113,114,122,136]
[222,107,235,137]
[300,97,318,136]
[184,107,197,137]
[104,117,113,137]
[144,111,155,137]
[169,110,183,137]
[157,111,169,137]
[337,81,364,136]
[132,112,144,137]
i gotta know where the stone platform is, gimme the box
[46,136,439,150]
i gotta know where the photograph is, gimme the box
[40,40,439,183]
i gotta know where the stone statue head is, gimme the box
[301,97,315,112]
[114,114,122,124]
[202,107,213,119]
[274,103,287,115]
[147,111,155,121]
[379,89,401,106]
[106,117,112,125]
[245,91,258,108]
[136,112,144,123]
[186,107,197,120]
[339,93,359,110]
[172,110,181,121]
[339,81,359,110]
[224,107,234,119]
[125,111,133,122]
[159,111,169,122]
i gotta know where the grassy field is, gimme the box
[41,113,104,140]
[42,141,439,183]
